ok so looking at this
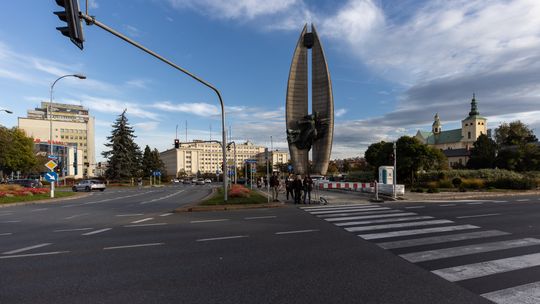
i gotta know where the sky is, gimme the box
[0,0,539,161]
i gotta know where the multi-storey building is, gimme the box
[255,150,290,171]
[18,102,96,177]
[161,140,285,177]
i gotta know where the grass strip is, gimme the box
[0,191,77,204]
[202,187,268,205]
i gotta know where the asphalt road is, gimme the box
[1,187,538,303]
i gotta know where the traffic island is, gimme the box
[174,185,284,212]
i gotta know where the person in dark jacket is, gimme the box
[303,175,313,204]
[285,174,294,201]
[293,175,303,204]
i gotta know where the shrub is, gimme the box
[438,179,453,188]
[486,178,537,190]
[452,177,462,188]
[427,188,440,193]
[461,178,484,189]
[229,184,251,198]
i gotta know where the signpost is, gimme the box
[45,172,58,183]
[45,160,58,198]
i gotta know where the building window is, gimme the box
[468,132,471,139]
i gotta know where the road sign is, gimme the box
[48,155,59,160]
[45,160,58,171]
[44,172,58,182]
[287,165,293,172]
[245,159,257,163]
[153,171,161,177]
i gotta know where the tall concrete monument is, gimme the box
[286,24,334,175]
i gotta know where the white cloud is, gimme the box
[168,0,299,19]
[335,108,347,117]
[125,79,149,89]
[133,121,159,132]
[83,95,160,120]
[89,0,99,9]
[152,101,220,116]
[123,25,141,37]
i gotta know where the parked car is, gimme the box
[195,178,205,185]
[204,178,212,183]
[72,180,106,192]
[9,179,42,188]
[171,178,180,184]
[182,179,192,184]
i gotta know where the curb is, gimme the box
[0,192,91,208]
[403,190,540,201]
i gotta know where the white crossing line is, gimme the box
[335,216,434,227]
[456,213,501,219]
[190,219,229,224]
[124,223,167,227]
[64,213,89,220]
[159,213,173,217]
[481,281,540,304]
[131,217,154,224]
[275,229,319,235]
[439,204,456,207]
[82,228,112,236]
[345,219,454,233]
[0,251,69,259]
[104,243,164,250]
[377,230,511,249]
[516,199,530,202]
[196,235,248,242]
[317,210,402,218]
[432,252,540,282]
[467,202,484,205]
[325,212,417,222]
[116,213,144,217]
[54,227,93,232]
[31,208,48,212]
[400,238,540,263]
[301,203,374,210]
[309,207,389,215]
[244,216,277,220]
[359,225,479,240]
[0,233,13,236]
[304,205,378,212]
[3,243,52,255]
[404,206,425,209]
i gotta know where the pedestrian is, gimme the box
[303,175,313,204]
[137,177,143,190]
[270,172,280,202]
[285,174,294,201]
[257,177,262,188]
[293,175,303,204]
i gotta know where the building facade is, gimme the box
[415,95,488,167]
[161,140,278,177]
[18,102,96,177]
[255,150,290,172]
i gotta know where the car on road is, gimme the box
[194,178,205,185]
[182,179,191,184]
[204,178,212,183]
[72,180,106,192]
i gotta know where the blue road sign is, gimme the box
[153,171,161,177]
[48,155,59,160]
[245,159,257,163]
[45,172,58,182]
[287,165,293,172]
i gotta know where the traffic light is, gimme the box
[54,0,84,50]
[174,139,180,149]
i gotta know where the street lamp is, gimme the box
[49,74,86,198]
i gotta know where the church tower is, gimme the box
[461,94,487,144]
[432,113,442,134]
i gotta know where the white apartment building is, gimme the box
[255,150,290,171]
[18,102,96,177]
[161,140,281,176]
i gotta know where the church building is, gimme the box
[415,95,487,168]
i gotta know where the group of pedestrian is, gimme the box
[285,173,313,204]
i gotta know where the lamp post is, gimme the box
[49,74,86,198]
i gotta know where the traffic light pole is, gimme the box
[79,13,228,201]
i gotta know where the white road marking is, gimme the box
[304,205,377,212]
[335,216,434,227]
[377,230,510,249]
[159,213,173,217]
[401,238,540,263]
[104,243,164,250]
[244,216,277,220]
[0,220,20,223]
[404,206,425,209]
[432,252,540,282]
[54,227,93,232]
[467,202,484,205]
[301,204,374,210]
[317,210,402,218]
[0,213,14,217]
[439,204,456,207]
[0,232,13,236]
[456,213,501,219]
[61,204,77,208]
[275,229,319,235]
[140,190,185,204]
[131,217,154,224]
[345,219,454,232]
[3,243,52,255]
[82,228,111,236]
[359,225,479,240]
[31,208,48,212]
[309,207,389,215]
[0,251,69,259]
[482,281,540,304]
[124,223,167,227]
[325,212,417,222]
[493,201,510,204]
[116,213,144,217]
[196,235,249,242]
[190,219,229,224]
[517,199,531,202]
[64,213,89,220]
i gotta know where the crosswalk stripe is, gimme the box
[325,212,417,222]
[303,205,377,212]
[432,252,540,282]
[309,207,389,215]
[401,238,540,263]
[300,204,374,210]
[377,230,511,249]
[481,281,540,304]
[335,216,434,227]
[359,225,479,240]
[345,219,454,233]
[317,210,402,218]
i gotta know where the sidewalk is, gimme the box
[404,189,540,201]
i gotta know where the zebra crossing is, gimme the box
[301,203,540,304]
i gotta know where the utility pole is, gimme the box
[393,141,397,199]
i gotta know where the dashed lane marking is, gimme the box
[131,217,154,224]
[104,243,164,250]
[0,233,13,236]
[0,251,69,259]
[82,228,111,236]
[64,213,89,220]
[159,213,173,217]
[190,219,229,224]
[404,206,425,209]
[196,235,249,242]
[439,204,456,207]
[456,213,501,219]
[116,213,144,217]
[3,243,52,255]
[124,223,167,227]
[54,227,93,232]
[275,229,319,235]
[244,216,277,220]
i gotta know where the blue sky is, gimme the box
[0,0,539,161]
